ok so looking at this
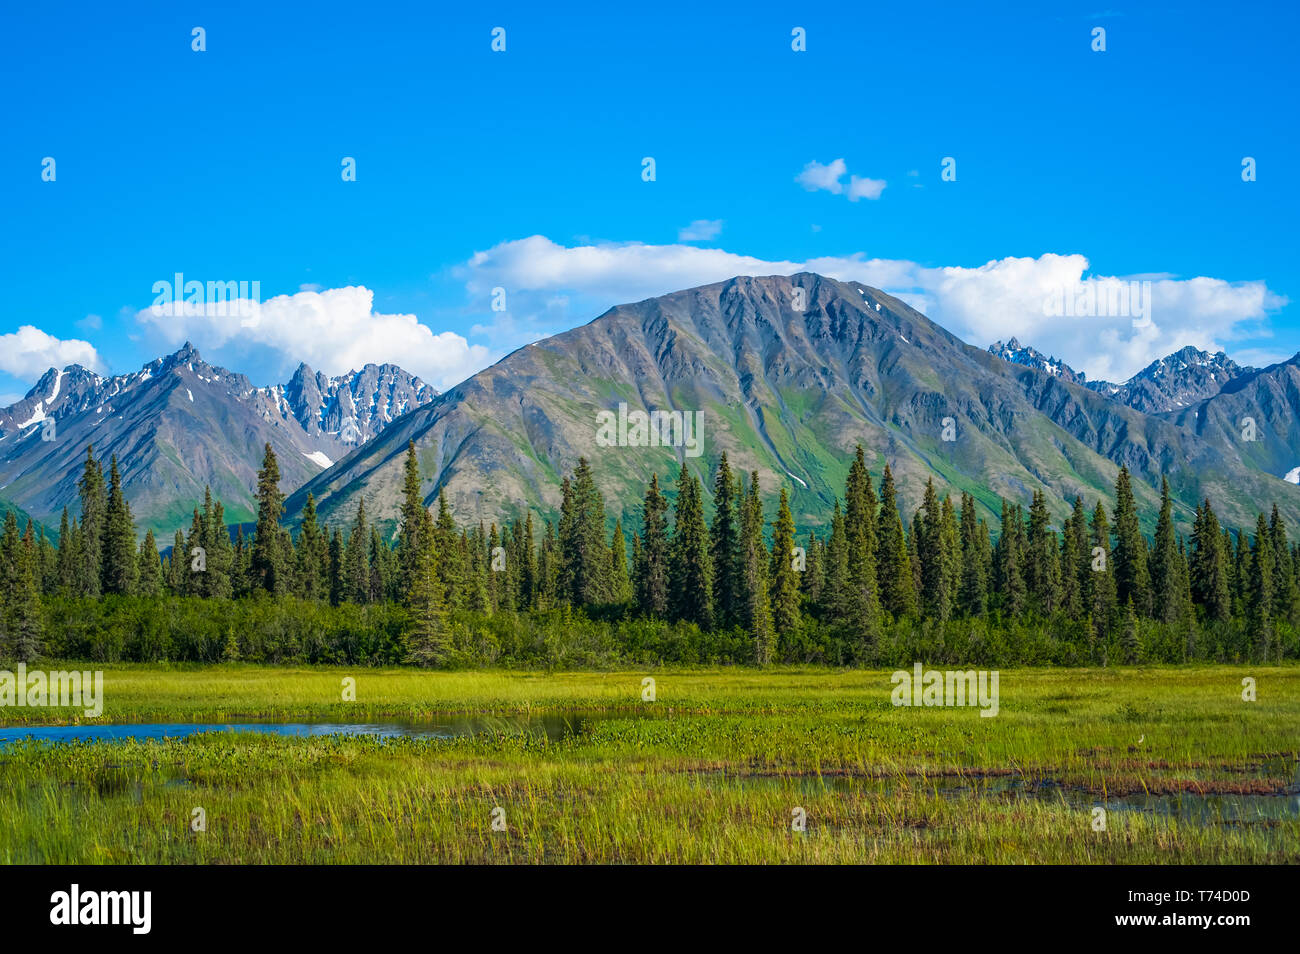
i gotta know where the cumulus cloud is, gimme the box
[457,237,1284,383]
[797,158,887,201]
[458,235,807,305]
[136,285,490,390]
[847,176,887,201]
[678,219,724,242]
[796,158,848,194]
[0,326,104,380]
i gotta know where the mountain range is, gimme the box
[2,273,1297,542]
[989,339,1252,414]
[285,274,1300,540]
[0,345,435,536]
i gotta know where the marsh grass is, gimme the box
[0,664,1295,863]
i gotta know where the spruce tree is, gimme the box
[938,495,961,620]
[1175,535,1198,658]
[1149,476,1180,623]
[343,499,370,604]
[823,501,850,623]
[185,506,206,596]
[76,445,105,597]
[203,490,234,598]
[397,441,426,592]
[0,511,20,655]
[101,455,138,596]
[958,492,988,616]
[801,530,824,606]
[296,493,325,599]
[1024,490,1060,615]
[168,529,187,594]
[844,446,881,641]
[876,464,915,619]
[537,520,559,609]
[0,510,43,661]
[405,501,447,666]
[1269,505,1298,627]
[250,443,285,594]
[995,499,1026,617]
[609,519,632,605]
[558,459,608,607]
[709,453,741,629]
[739,472,773,661]
[637,474,670,618]
[1058,497,1084,619]
[918,479,954,621]
[1247,513,1274,660]
[1221,526,1240,614]
[487,523,504,611]
[429,490,460,606]
[669,463,712,628]
[1089,502,1117,657]
[137,530,162,596]
[908,511,924,604]
[769,485,801,635]
[1112,466,1151,617]
[520,512,538,610]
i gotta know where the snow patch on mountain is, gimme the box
[304,450,334,468]
[19,403,46,428]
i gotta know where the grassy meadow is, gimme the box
[0,664,1296,863]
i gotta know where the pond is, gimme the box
[0,712,614,746]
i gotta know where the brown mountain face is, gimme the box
[286,274,1300,539]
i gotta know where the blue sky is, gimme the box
[2,0,1296,401]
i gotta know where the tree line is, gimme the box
[1,442,1296,666]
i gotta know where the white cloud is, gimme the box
[458,238,1284,383]
[796,158,886,201]
[0,326,104,380]
[847,175,887,201]
[796,158,847,194]
[678,219,724,242]
[136,286,490,390]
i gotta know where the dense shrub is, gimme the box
[26,596,1294,669]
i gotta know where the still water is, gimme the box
[0,713,606,746]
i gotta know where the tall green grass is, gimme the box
[0,665,1295,863]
